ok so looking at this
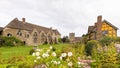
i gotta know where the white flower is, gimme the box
[47,49,50,53]
[54,61,57,64]
[42,53,49,58]
[52,52,56,57]
[68,52,73,57]
[60,56,62,60]
[68,62,73,67]
[57,61,60,64]
[32,53,35,56]
[36,48,41,52]
[61,53,67,57]
[77,62,81,65]
[51,60,60,65]
[34,60,37,62]
[37,56,41,59]
[35,52,40,56]
[50,46,53,49]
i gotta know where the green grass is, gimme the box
[0,46,33,59]
[0,43,70,59]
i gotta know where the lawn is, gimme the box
[0,46,32,59]
[0,43,69,59]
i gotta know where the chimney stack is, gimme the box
[97,15,102,23]
[22,18,25,23]
[96,15,102,40]
[95,22,97,27]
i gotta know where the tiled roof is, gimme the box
[5,18,61,35]
[88,26,96,33]
[103,20,118,30]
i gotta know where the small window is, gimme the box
[17,29,22,36]
[27,34,29,38]
[102,30,108,35]
[25,34,29,38]
[7,33,12,37]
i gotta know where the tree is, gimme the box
[61,36,69,43]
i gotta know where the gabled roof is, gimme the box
[103,20,118,30]
[5,18,61,35]
[52,29,61,35]
[88,26,96,33]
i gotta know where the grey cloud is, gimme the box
[0,0,120,37]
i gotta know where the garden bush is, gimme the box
[101,63,118,68]
[99,36,114,46]
[91,43,119,68]
[29,49,36,55]
[115,37,120,43]
[0,36,24,46]
[85,40,98,56]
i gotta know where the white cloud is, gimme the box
[0,0,120,37]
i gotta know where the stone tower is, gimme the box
[69,33,75,43]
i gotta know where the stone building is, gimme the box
[88,15,118,40]
[1,18,61,45]
[69,33,81,43]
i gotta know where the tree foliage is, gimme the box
[61,36,69,43]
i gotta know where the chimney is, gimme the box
[22,18,25,23]
[97,15,102,23]
[96,15,102,40]
[95,22,97,27]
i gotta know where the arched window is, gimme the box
[48,34,52,44]
[54,37,57,44]
[33,32,37,37]
[40,33,47,44]
[33,32,38,44]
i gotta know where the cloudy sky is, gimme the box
[0,0,120,37]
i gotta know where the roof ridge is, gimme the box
[103,20,118,30]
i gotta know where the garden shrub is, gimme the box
[29,49,36,55]
[91,43,119,68]
[71,44,85,57]
[85,40,98,56]
[0,36,24,46]
[115,37,120,43]
[99,36,114,46]
[101,63,118,68]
